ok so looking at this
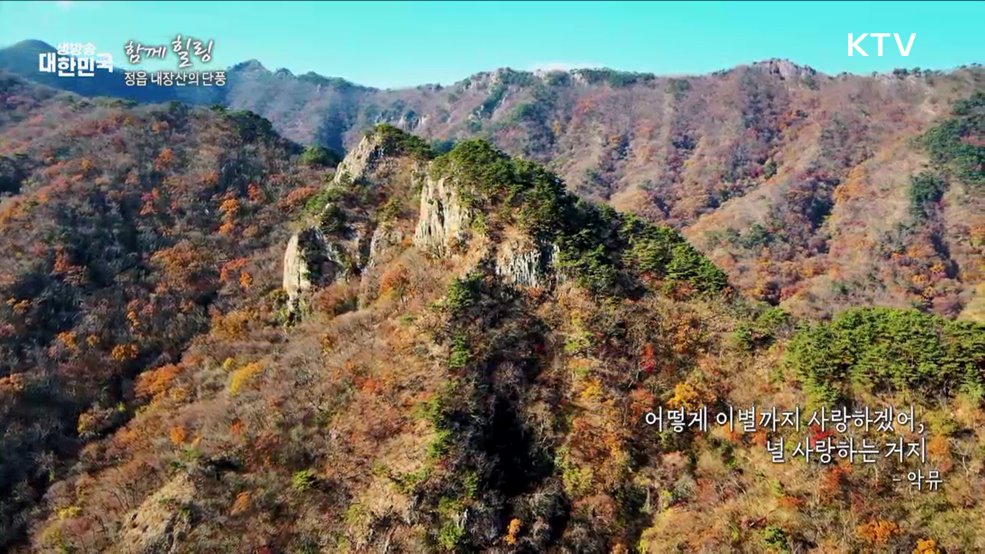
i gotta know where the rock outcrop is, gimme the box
[366,224,403,269]
[333,132,399,185]
[283,131,408,319]
[751,58,817,81]
[116,474,195,554]
[494,238,558,288]
[282,227,348,313]
[413,167,561,289]
[413,174,473,256]
[285,128,569,318]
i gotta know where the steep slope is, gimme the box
[0,74,336,548]
[13,126,985,554]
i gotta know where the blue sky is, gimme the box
[0,1,981,88]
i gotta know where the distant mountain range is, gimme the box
[2,39,982,320]
[0,39,204,103]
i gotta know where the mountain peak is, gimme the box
[749,58,819,79]
[5,39,55,53]
[297,71,373,91]
[230,59,267,72]
[0,40,56,71]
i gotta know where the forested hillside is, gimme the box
[0,73,328,547]
[1,71,983,552]
[3,42,981,319]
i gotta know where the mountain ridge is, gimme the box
[2,40,981,322]
[7,38,980,95]
[1,86,982,550]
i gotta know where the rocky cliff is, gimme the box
[282,227,349,314]
[413,173,473,257]
[12,119,983,554]
[286,129,571,316]
[493,236,559,288]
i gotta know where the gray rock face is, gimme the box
[494,239,558,288]
[412,168,562,290]
[282,233,311,302]
[283,130,566,319]
[282,227,347,312]
[367,224,403,269]
[282,133,395,319]
[413,174,473,256]
[334,134,385,185]
[752,58,817,81]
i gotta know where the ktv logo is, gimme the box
[847,33,916,57]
